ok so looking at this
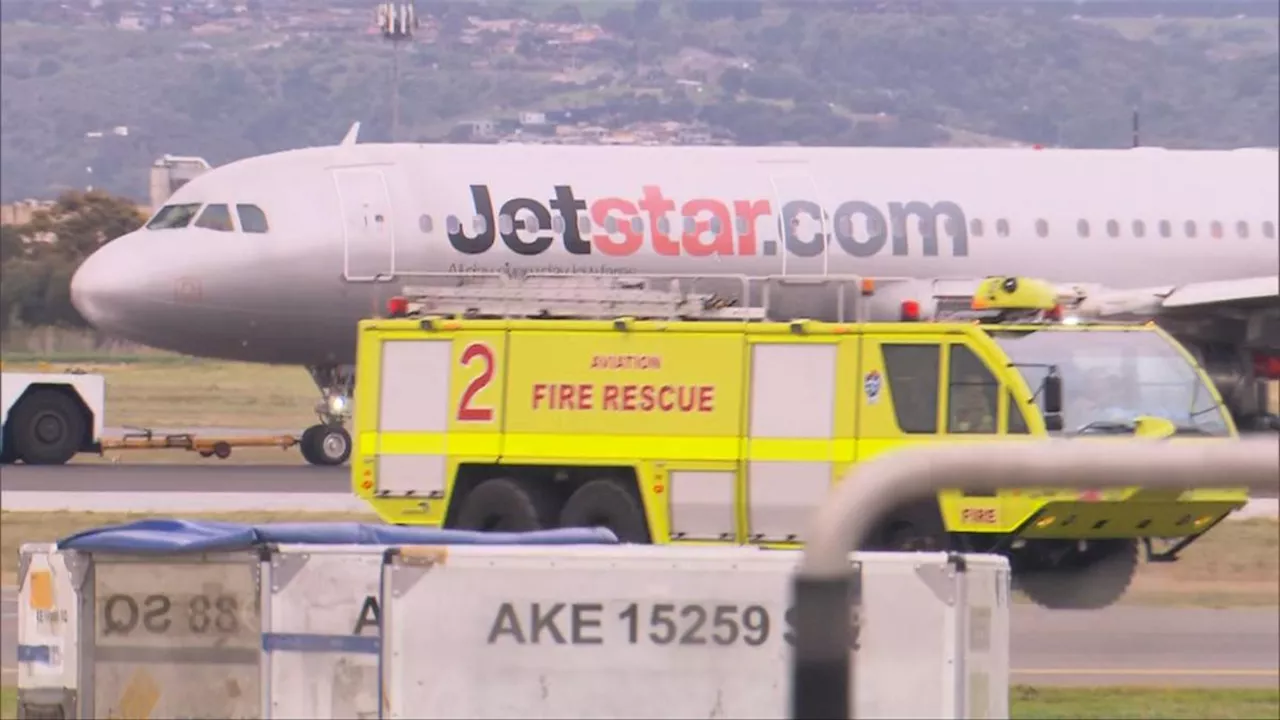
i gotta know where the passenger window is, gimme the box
[1035,219,1048,238]
[683,216,696,234]
[1158,220,1172,238]
[1006,392,1029,434]
[446,215,462,234]
[577,215,592,236]
[657,216,670,235]
[736,216,750,235]
[880,344,940,434]
[1264,221,1276,240]
[947,345,998,435]
[630,216,643,234]
[709,216,722,234]
[996,219,1010,237]
[604,216,618,233]
[236,204,269,234]
[1106,219,1119,238]
[194,203,235,232]
[1210,220,1223,239]
[1184,220,1197,238]
[418,214,433,233]
[147,203,202,230]
[1236,220,1249,238]
[498,214,514,234]
[970,219,984,237]
[1077,219,1090,238]
[1132,220,1146,238]
[552,216,565,234]
[472,215,488,234]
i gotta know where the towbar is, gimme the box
[790,438,1280,720]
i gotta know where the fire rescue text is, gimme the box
[531,353,714,413]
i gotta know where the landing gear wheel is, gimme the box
[452,478,553,532]
[300,424,351,466]
[559,479,650,543]
[1015,539,1139,610]
[10,390,84,466]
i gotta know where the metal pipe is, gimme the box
[790,437,1280,720]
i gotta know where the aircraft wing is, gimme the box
[1159,276,1279,313]
[1073,276,1280,321]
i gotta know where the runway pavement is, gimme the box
[2,464,1277,516]
[1,586,1276,688]
[1,466,1277,689]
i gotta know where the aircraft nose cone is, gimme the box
[70,239,135,329]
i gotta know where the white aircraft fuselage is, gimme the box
[70,142,1279,369]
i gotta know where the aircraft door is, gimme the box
[762,163,831,276]
[333,166,395,282]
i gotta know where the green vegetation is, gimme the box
[1009,686,1280,719]
[2,1,1276,201]
[1,190,145,348]
[0,675,1274,718]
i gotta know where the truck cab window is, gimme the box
[194,204,235,232]
[146,203,202,230]
[948,345,998,434]
[1006,391,1029,434]
[236,204,270,233]
[880,344,940,434]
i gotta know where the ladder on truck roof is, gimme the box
[392,271,915,322]
[398,273,765,321]
[390,272,1096,324]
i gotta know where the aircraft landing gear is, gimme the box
[302,365,355,467]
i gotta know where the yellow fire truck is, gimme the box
[351,273,1248,609]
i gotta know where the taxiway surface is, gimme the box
[1,464,1277,689]
[3,464,1277,516]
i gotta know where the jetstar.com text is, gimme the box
[446,184,970,259]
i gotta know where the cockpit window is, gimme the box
[237,204,269,234]
[146,203,202,230]
[194,204,235,232]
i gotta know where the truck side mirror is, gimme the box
[1042,373,1064,431]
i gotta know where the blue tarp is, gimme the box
[57,518,619,554]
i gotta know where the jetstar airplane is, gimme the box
[69,125,1280,464]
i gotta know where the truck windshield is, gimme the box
[989,329,1231,437]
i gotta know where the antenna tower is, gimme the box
[376,2,419,142]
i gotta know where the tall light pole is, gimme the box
[376,2,419,142]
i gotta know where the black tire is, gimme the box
[559,479,651,543]
[0,425,17,465]
[1015,539,1139,610]
[298,425,320,464]
[868,502,948,552]
[452,477,553,532]
[302,424,350,466]
[10,390,85,466]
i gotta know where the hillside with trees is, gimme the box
[1,1,1277,203]
[0,190,145,351]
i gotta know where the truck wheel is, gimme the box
[559,479,650,543]
[870,503,948,552]
[10,390,85,466]
[1016,539,1139,610]
[452,478,553,532]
